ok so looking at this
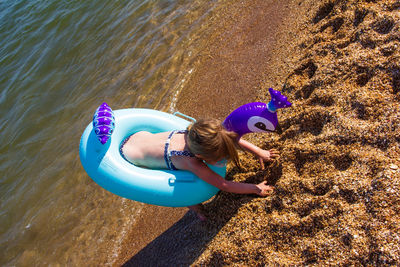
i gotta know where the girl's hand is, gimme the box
[237,139,279,169]
[257,149,280,169]
[256,181,274,196]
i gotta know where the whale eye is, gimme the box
[247,116,275,133]
[255,122,267,131]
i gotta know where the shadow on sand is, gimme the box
[122,162,283,266]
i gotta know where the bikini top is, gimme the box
[164,130,195,170]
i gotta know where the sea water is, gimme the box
[0,0,220,265]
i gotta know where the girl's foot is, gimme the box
[188,204,207,221]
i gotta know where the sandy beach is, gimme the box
[116,0,400,265]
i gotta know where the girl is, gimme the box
[120,119,279,220]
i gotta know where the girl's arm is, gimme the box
[237,138,279,169]
[184,160,273,196]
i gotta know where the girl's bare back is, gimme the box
[121,131,189,169]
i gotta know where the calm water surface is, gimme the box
[0,0,220,265]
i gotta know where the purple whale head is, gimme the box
[223,88,291,137]
[93,102,115,144]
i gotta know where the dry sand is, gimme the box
[118,0,400,265]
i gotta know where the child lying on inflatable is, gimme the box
[118,88,291,220]
[82,88,291,220]
[120,118,278,220]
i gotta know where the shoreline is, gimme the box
[115,0,400,265]
[114,0,299,265]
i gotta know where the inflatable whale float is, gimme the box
[79,88,291,207]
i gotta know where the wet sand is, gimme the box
[116,0,400,265]
[175,0,292,120]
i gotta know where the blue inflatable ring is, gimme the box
[79,108,227,207]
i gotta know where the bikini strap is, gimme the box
[168,130,194,157]
[164,130,194,170]
[164,131,176,170]
[169,150,195,157]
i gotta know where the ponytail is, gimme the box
[219,129,241,168]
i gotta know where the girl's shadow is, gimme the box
[123,162,282,266]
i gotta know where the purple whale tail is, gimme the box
[267,88,292,112]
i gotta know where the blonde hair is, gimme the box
[187,119,240,167]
